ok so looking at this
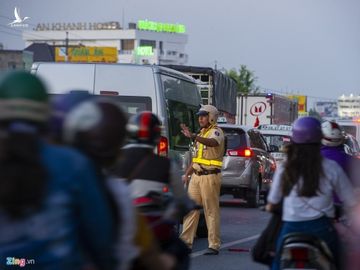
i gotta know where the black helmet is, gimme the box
[127,111,161,145]
[63,100,127,166]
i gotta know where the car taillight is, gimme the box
[162,185,169,193]
[291,248,309,268]
[271,161,277,172]
[227,148,253,157]
[133,196,154,206]
[157,136,168,157]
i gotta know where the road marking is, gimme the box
[190,234,260,258]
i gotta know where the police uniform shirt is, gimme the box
[193,126,225,171]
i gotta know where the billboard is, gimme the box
[314,101,338,118]
[55,46,118,63]
[288,95,307,113]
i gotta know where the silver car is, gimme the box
[219,124,276,207]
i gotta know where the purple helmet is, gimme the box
[49,90,92,141]
[292,117,322,144]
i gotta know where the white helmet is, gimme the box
[321,121,344,147]
[197,105,219,125]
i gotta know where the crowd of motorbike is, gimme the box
[0,70,360,270]
[0,71,198,270]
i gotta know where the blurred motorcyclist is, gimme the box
[112,111,195,270]
[321,120,359,185]
[0,71,116,270]
[62,102,174,270]
[266,117,356,270]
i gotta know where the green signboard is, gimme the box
[136,46,154,56]
[137,20,186,34]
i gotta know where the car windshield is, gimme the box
[262,134,291,152]
[223,128,247,149]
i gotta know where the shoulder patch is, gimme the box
[214,131,220,136]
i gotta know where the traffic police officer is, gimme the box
[180,105,225,255]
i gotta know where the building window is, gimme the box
[121,39,135,51]
[140,40,156,49]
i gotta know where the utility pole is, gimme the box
[65,31,69,62]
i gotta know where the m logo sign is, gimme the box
[250,102,266,116]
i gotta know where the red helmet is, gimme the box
[127,111,162,145]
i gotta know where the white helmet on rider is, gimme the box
[196,105,219,125]
[321,121,344,147]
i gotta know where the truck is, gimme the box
[162,65,238,124]
[236,94,298,127]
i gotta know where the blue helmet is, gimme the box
[49,90,92,141]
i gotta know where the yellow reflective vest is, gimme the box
[192,126,223,168]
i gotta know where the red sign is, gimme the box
[250,102,267,116]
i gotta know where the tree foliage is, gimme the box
[226,65,260,95]
[308,108,322,120]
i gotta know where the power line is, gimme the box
[0,24,62,41]
[0,29,21,38]
[260,87,337,101]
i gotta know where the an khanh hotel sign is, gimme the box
[34,20,186,33]
[35,21,121,31]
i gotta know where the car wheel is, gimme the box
[196,212,208,238]
[247,180,261,208]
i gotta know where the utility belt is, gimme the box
[194,168,221,176]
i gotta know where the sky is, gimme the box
[1,0,359,105]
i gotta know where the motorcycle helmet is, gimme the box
[196,105,219,125]
[49,90,92,142]
[0,71,49,124]
[292,117,322,144]
[127,111,162,146]
[63,100,127,166]
[321,121,344,147]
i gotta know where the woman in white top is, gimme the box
[266,117,355,270]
